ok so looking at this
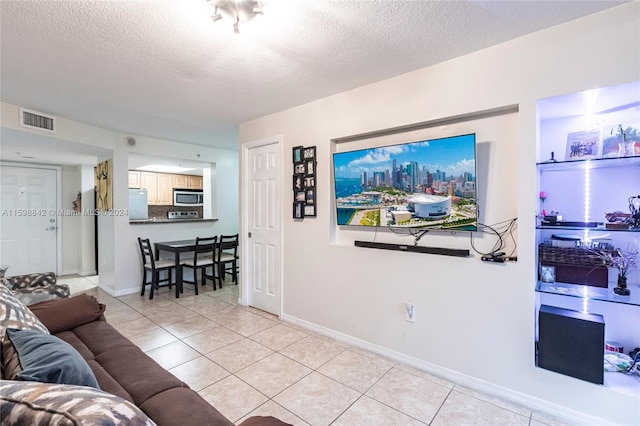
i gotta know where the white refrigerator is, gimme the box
[128,189,148,220]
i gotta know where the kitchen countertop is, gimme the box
[129,218,218,225]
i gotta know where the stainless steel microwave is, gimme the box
[173,189,203,206]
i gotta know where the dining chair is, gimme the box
[138,237,177,300]
[181,236,217,293]
[215,234,239,288]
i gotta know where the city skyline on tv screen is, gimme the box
[333,133,478,230]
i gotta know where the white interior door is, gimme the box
[0,165,58,275]
[244,140,282,315]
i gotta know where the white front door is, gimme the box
[0,165,58,275]
[243,139,282,315]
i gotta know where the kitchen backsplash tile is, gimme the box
[148,205,202,220]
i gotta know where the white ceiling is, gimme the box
[0,0,629,155]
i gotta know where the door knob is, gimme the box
[45,227,56,231]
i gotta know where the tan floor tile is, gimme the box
[104,306,144,324]
[245,306,279,321]
[181,299,235,317]
[142,305,201,327]
[127,327,178,352]
[110,317,160,338]
[169,356,230,391]
[366,367,450,424]
[199,375,268,423]
[163,315,218,339]
[279,335,346,369]
[250,324,308,351]
[236,353,311,397]
[395,363,455,389]
[206,338,273,373]
[207,306,257,325]
[431,390,530,426]
[224,313,278,337]
[145,340,201,370]
[183,326,244,354]
[118,293,175,309]
[332,395,426,426]
[238,400,310,426]
[348,347,396,368]
[317,349,392,393]
[273,372,360,426]
[453,385,531,417]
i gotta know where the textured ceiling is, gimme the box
[0,0,628,151]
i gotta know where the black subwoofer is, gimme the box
[537,304,605,385]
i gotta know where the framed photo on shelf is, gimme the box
[564,129,601,161]
[540,265,556,283]
[295,191,306,202]
[293,202,304,219]
[293,146,303,163]
[293,174,304,191]
[303,146,316,159]
[305,159,315,176]
[304,176,315,188]
[304,204,316,217]
[305,189,315,205]
[294,163,306,174]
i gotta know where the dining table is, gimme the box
[154,239,199,298]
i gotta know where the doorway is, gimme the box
[241,137,283,316]
[0,164,59,275]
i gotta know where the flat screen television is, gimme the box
[332,133,478,231]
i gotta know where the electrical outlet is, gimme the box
[405,303,415,323]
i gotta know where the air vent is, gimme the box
[19,108,56,133]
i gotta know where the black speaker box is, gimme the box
[537,304,604,385]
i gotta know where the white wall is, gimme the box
[239,4,639,425]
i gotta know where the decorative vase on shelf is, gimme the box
[614,274,630,296]
[618,141,634,157]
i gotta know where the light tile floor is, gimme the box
[76,282,571,426]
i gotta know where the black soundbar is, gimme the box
[354,240,470,257]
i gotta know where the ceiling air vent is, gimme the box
[19,108,56,133]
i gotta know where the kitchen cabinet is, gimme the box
[188,175,203,189]
[172,174,202,189]
[156,173,173,205]
[139,172,173,205]
[140,172,158,204]
[535,81,640,394]
[172,174,189,189]
[128,171,141,188]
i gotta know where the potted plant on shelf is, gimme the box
[600,246,638,296]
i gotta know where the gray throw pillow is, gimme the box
[7,328,99,389]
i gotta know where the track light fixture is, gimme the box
[207,0,263,34]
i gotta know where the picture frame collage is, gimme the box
[292,145,316,219]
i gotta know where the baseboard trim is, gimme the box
[280,313,612,426]
[96,284,139,297]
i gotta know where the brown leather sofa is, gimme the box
[25,294,288,426]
